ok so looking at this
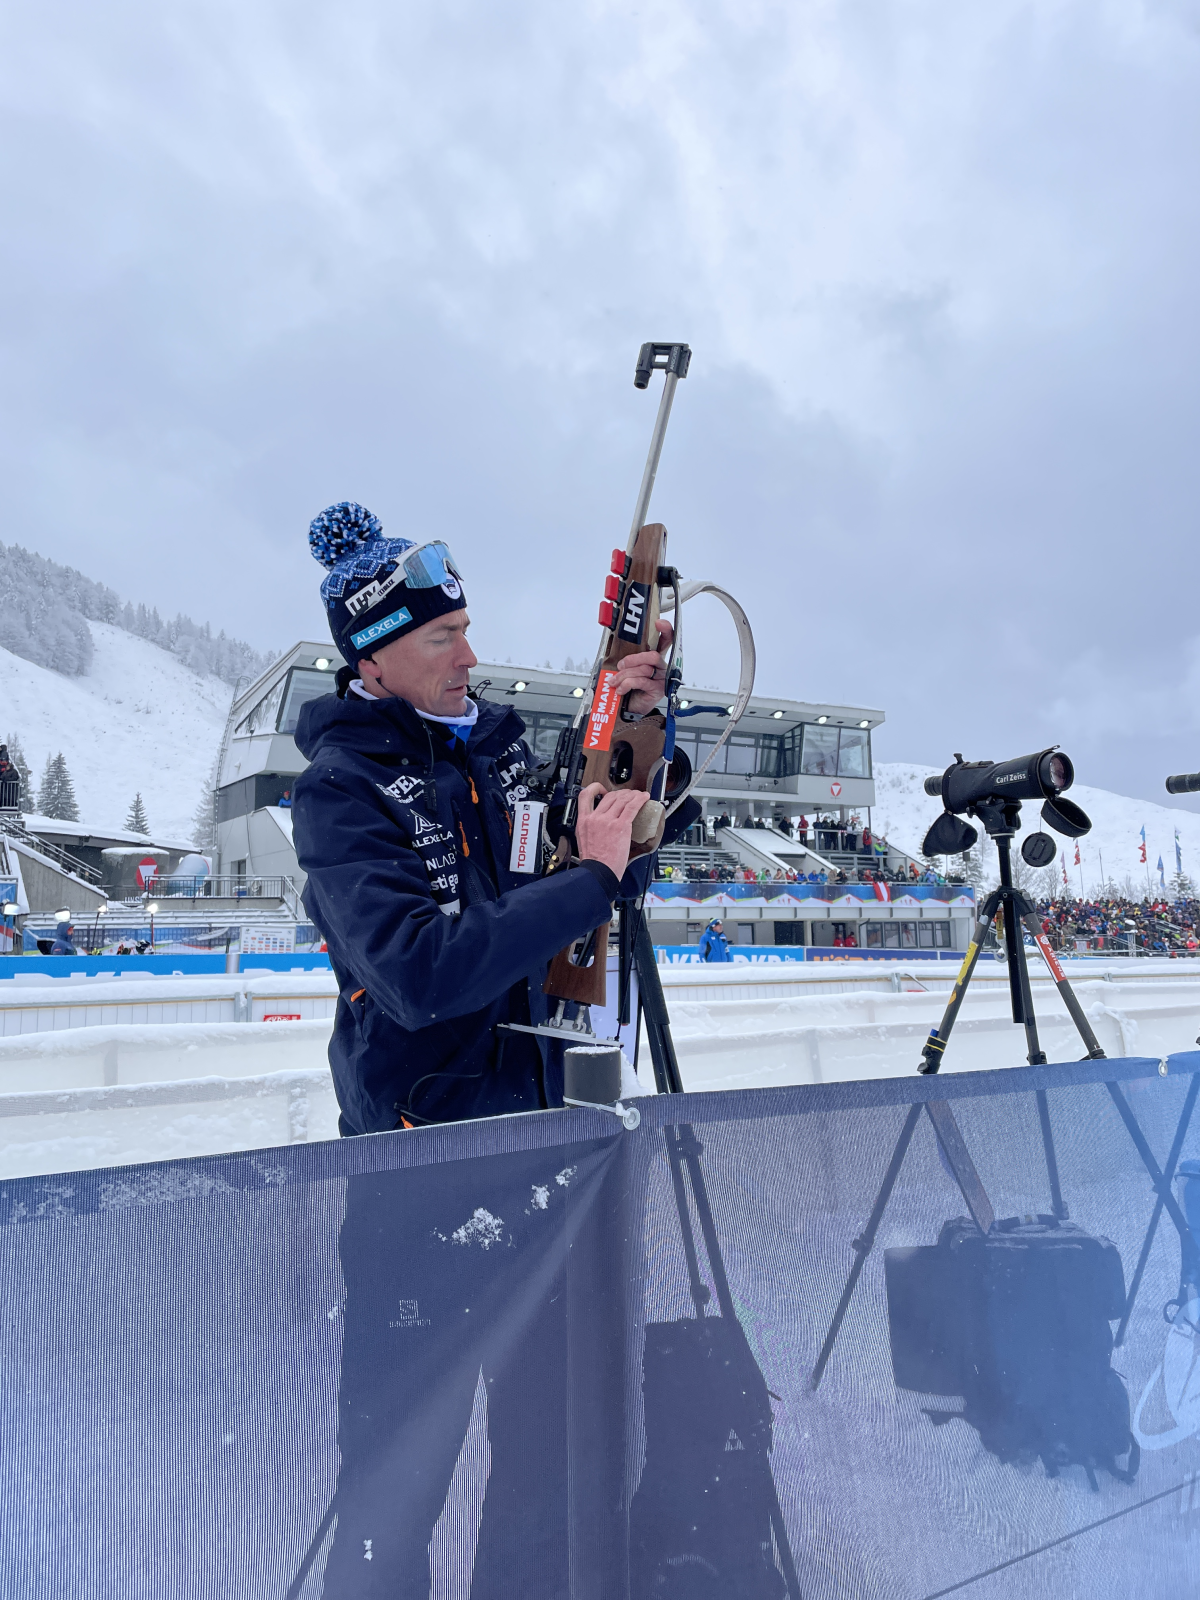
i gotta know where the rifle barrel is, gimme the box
[628,369,681,545]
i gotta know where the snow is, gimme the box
[1,621,232,840]
[871,761,1200,897]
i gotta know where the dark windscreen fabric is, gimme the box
[1,1052,1198,1598]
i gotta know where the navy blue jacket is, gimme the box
[294,689,648,1134]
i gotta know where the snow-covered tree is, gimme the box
[0,541,272,686]
[124,793,150,835]
[190,759,219,851]
[2,733,33,806]
[956,845,988,894]
[37,753,80,820]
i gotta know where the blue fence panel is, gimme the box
[0,953,333,978]
[0,1053,1197,1596]
[653,946,984,964]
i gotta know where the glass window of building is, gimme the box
[724,735,758,775]
[798,723,872,779]
[278,669,337,735]
[781,727,804,776]
[523,713,572,761]
[800,724,840,776]
[836,727,870,778]
[236,676,287,737]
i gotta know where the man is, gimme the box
[291,502,697,1596]
[293,501,693,1133]
[698,917,731,962]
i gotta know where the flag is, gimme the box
[872,881,891,902]
[1139,825,1147,865]
[1061,859,1069,889]
[1158,855,1166,890]
[1176,828,1183,875]
[1073,843,1081,867]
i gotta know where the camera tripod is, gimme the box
[810,796,1200,1391]
[918,797,1108,1078]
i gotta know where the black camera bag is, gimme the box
[629,1315,786,1599]
[885,1216,1139,1486]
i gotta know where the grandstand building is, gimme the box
[213,648,973,951]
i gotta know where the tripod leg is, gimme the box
[673,1126,804,1599]
[918,894,1000,1074]
[1107,1081,1196,1249]
[664,1125,710,1316]
[925,1100,995,1233]
[1035,1088,1068,1220]
[1021,912,1107,1059]
[632,910,684,1094]
[811,1102,923,1388]
[284,1498,338,1600]
[1115,1072,1200,1345]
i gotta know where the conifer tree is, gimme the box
[190,760,219,851]
[125,793,150,835]
[37,753,80,820]
[957,845,988,894]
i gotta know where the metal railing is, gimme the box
[136,874,298,904]
[0,814,103,885]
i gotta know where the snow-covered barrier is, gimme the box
[0,1021,338,1177]
[1,1054,1197,1597]
[656,975,1200,1092]
[0,973,337,1037]
[0,960,1197,1176]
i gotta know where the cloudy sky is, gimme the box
[3,0,1199,805]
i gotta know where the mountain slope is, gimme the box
[873,762,1200,897]
[2,623,231,840]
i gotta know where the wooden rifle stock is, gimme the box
[544,521,686,1006]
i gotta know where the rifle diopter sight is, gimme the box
[634,343,692,389]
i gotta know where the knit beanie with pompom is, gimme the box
[309,502,466,666]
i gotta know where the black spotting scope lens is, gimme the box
[923,775,942,797]
[1042,751,1072,793]
[1166,771,1200,795]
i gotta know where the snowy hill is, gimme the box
[2,622,231,840]
[872,762,1200,898]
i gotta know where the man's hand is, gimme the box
[610,619,673,715]
[576,783,650,879]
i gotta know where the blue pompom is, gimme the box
[308,502,383,569]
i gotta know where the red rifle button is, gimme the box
[604,574,620,600]
[598,600,616,628]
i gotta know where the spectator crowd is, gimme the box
[1036,895,1200,956]
[659,857,954,887]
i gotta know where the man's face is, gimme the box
[358,612,478,717]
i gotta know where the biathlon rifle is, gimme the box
[529,342,756,1009]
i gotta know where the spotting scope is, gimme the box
[921,747,1091,858]
[1166,771,1200,795]
[923,749,1073,813]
